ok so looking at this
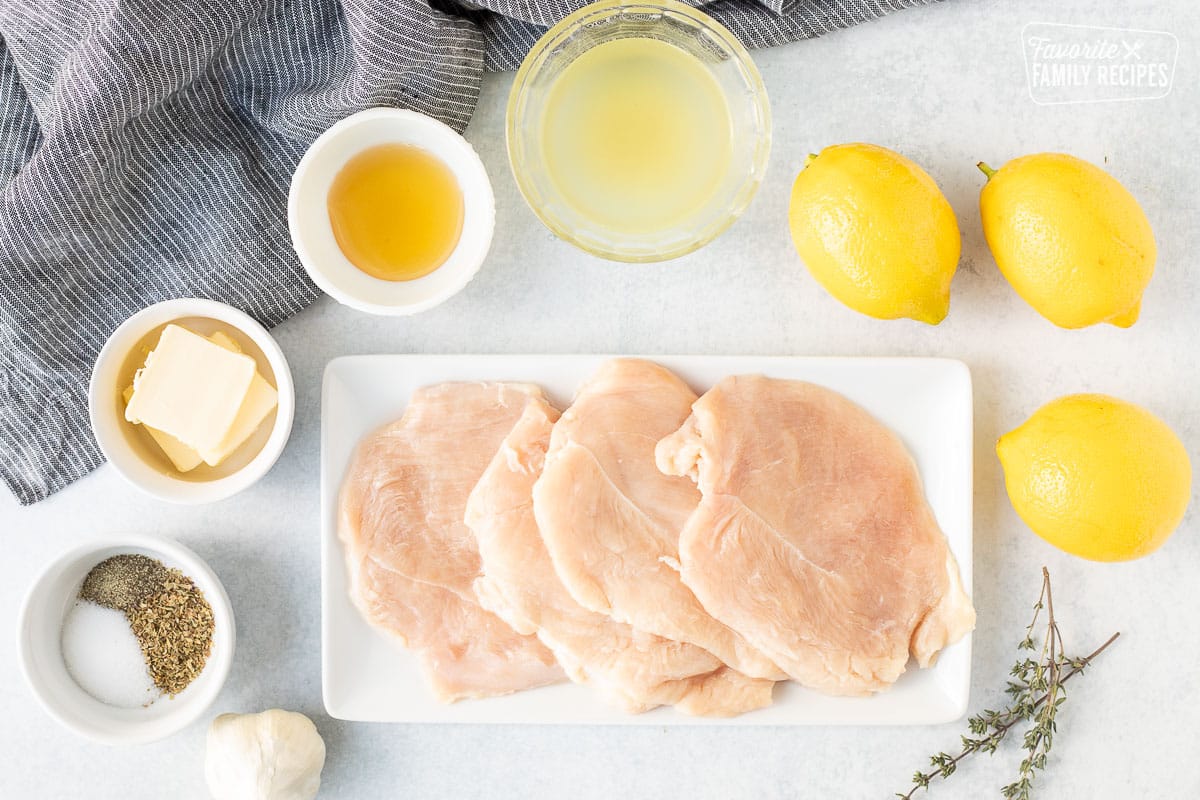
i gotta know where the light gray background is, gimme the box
[3,0,1197,797]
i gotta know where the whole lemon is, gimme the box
[788,143,960,325]
[997,394,1191,562]
[979,153,1156,328]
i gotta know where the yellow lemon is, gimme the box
[978,153,1156,329]
[997,394,1191,562]
[788,143,960,325]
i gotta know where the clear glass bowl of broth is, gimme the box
[507,0,771,263]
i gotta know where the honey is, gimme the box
[540,37,734,235]
[327,143,464,281]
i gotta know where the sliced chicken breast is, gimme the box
[657,375,976,695]
[339,382,563,700]
[467,390,772,715]
[533,359,783,682]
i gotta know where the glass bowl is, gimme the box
[506,0,771,263]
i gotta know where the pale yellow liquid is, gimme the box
[541,37,734,234]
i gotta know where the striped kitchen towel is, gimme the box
[0,0,938,505]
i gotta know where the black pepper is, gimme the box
[80,554,170,611]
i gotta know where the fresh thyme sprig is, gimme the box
[897,567,1120,800]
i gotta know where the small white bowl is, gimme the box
[288,107,495,316]
[89,298,295,504]
[17,534,236,745]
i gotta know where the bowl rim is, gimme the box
[505,0,772,263]
[287,107,496,316]
[87,298,295,505]
[16,533,236,745]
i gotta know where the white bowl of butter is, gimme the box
[89,298,295,504]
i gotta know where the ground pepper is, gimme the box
[80,554,170,611]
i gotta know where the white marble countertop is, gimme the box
[4,0,1198,797]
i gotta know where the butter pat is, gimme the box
[124,324,256,454]
[199,329,278,466]
[122,386,204,472]
[198,372,278,466]
[207,330,241,353]
[122,329,278,473]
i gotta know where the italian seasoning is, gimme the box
[79,554,215,697]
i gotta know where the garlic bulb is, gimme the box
[205,709,326,800]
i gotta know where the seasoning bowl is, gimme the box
[288,107,496,316]
[17,534,235,745]
[89,298,295,505]
[507,0,771,262]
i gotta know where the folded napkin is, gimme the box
[0,0,936,505]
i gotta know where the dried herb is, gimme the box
[126,568,215,696]
[897,568,1120,800]
[78,554,214,697]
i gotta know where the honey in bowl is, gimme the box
[327,143,464,281]
[540,37,734,235]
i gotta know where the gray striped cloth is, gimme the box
[0,0,937,505]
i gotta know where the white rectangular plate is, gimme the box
[322,355,973,725]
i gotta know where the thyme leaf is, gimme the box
[896,568,1119,800]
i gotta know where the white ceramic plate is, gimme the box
[321,355,973,725]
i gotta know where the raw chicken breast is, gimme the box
[352,558,562,702]
[533,359,783,682]
[339,382,563,701]
[657,375,976,696]
[467,390,773,716]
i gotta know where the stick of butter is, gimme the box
[198,372,278,467]
[121,386,204,472]
[122,329,277,472]
[124,324,256,454]
[207,330,242,353]
[200,329,278,466]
